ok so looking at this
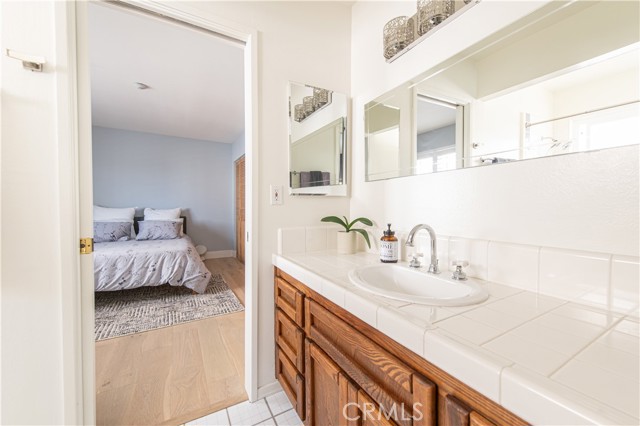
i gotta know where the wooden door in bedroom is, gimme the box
[235,155,245,264]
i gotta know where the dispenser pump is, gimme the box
[384,223,394,237]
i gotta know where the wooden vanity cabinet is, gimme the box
[306,298,436,426]
[274,273,307,419]
[273,268,527,426]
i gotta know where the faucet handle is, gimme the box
[451,260,469,280]
[409,253,423,268]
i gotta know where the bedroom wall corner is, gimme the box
[92,126,235,252]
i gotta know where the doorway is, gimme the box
[74,2,259,423]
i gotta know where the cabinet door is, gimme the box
[275,277,305,327]
[439,392,470,426]
[470,412,497,426]
[305,300,414,419]
[275,308,305,372]
[306,340,352,426]
[276,346,305,420]
[438,392,498,426]
[357,388,399,426]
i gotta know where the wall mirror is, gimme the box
[365,0,639,181]
[288,82,348,196]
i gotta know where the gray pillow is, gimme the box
[136,220,182,241]
[93,221,132,243]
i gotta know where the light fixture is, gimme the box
[383,16,415,60]
[417,0,454,36]
[293,86,333,123]
[382,0,478,61]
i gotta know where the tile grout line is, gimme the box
[264,396,275,419]
[225,407,232,426]
[546,315,628,378]
[479,299,570,347]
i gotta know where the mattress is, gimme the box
[94,235,211,293]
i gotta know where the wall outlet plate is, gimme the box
[270,185,283,205]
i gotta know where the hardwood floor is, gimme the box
[205,258,245,305]
[95,257,247,426]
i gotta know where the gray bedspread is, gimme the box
[94,235,211,293]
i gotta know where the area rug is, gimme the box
[94,274,244,341]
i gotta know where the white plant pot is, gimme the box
[337,231,357,255]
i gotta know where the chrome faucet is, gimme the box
[405,224,440,274]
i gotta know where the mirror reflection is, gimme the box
[289,82,348,195]
[365,1,640,182]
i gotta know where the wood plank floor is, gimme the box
[95,257,247,426]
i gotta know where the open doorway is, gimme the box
[79,2,256,424]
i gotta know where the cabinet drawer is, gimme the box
[275,277,305,327]
[439,392,498,426]
[306,299,428,426]
[276,346,305,420]
[275,308,304,373]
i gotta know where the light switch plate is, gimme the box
[270,185,283,205]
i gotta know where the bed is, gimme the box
[94,216,212,294]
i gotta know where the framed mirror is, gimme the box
[364,0,639,181]
[288,82,348,196]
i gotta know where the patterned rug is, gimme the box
[94,274,244,341]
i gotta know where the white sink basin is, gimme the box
[348,264,489,307]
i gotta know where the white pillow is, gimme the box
[144,207,181,220]
[94,205,135,222]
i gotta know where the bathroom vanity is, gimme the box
[273,245,639,425]
[274,266,525,425]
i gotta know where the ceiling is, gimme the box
[88,3,244,144]
[416,98,457,134]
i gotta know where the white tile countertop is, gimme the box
[272,251,640,426]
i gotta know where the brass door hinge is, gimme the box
[80,237,93,255]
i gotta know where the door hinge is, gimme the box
[80,237,93,255]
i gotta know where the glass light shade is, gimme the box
[417,0,454,36]
[313,87,330,108]
[303,96,314,114]
[294,104,305,122]
[383,16,415,60]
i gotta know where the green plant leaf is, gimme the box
[320,216,348,230]
[351,228,371,249]
[348,217,373,229]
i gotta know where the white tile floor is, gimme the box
[186,391,302,426]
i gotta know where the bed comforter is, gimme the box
[94,235,211,293]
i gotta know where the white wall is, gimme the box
[350,1,639,258]
[173,1,352,390]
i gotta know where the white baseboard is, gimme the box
[204,250,236,260]
[256,380,283,400]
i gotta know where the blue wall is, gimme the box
[92,126,235,251]
[417,124,456,154]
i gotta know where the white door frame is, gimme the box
[72,2,260,422]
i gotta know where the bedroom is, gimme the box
[88,3,248,424]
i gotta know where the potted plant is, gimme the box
[321,215,373,254]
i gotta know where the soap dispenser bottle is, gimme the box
[380,224,398,263]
